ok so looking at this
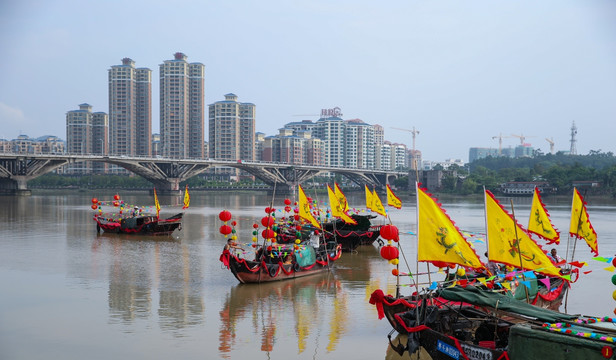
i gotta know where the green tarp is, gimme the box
[437,286,578,323]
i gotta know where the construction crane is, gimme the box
[545,137,555,154]
[391,127,420,152]
[492,133,510,155]
[511,133,536,145]
[391,126,420,173]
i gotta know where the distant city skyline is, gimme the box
[1,1,614,162]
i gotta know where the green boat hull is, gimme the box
[509,323,616,359]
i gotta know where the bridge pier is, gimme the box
[0,177,32,195]
[152,178,182,195]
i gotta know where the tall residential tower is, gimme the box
[159,52,205,159]
[108,58,152,156]
[208,93,255,178]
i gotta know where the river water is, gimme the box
[1,191,615,360]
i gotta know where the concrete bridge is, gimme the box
[0,153,407,194]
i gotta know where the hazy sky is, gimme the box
[1,0,614,162]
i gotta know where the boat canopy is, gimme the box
[436,286,578,323]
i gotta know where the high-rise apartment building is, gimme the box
[66,103,108,173]
[108,58,151,156]
[345,119,375,169]
[208,94,255,177]
[160,52,205,159]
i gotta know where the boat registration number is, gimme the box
[436,340,493,360]
[437,340,460,359]
[460,343,493,360]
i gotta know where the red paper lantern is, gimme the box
[91,198,98,204]
[253,223,259,229]
[392,269,399,276]
[219,225,232,236]
[380,225,399,241]
[284,206,292,212]
[231,220,237,227]
[284,198,292,205]
[294,215,300,221]
[113,194,120,201]
[219,210,232,222]
[262,229,276,239]
[261,216,275,228]
[380,245,399,261]
[265,207,271,214]
[91,204,98,210]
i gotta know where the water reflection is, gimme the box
[93,234,205,334]
[218,273,348,358]
[3,192,616,360]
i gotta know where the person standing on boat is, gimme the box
[548,248,563,267]
[224,238,242,252]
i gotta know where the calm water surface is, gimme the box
[1,191,615,360]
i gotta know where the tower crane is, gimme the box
[545,137,555,154]
[511,133,536,145]
[492,133,510,155]
[391,126,420,170]
[390,126,420,152]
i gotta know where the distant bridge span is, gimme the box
[0,153,407,194]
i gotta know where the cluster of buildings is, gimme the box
[2,52,415,178]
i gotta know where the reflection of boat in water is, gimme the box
[218,273,341,357]
[385,334,431,360]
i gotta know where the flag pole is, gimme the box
[414,181,420,296]
[483,186,490,263]
[510,199,529,303]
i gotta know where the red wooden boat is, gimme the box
[94,213,183,236]
[220,242,342,284]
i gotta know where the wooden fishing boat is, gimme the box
[94,213,183,236]
[220,242,342,284]
[275,214,381,252]
[322,214,382,251]
[372,272,569,336]
[384,286,616,360]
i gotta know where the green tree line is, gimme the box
[439,152,616,196]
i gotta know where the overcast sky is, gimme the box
[1,0,614,162]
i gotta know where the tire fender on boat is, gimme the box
[269,265,278,277]
[293,262,300,272]
[144,218,152,224]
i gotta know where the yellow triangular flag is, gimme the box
[386,184,402,209]
[417,184,485,270]
[154,188,161,219]
[334,183,350,212]
[372,189,386,217]
[182,185,190,209]
[570,188,598,256]
[299,185,321,229]
[327,185,357,225]
[485,190,562,278]
[364,185,373,211]
[527,187,559,244]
